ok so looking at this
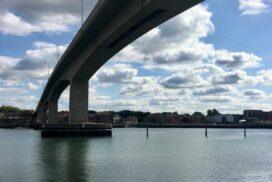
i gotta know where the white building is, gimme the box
[113,115,122,124]
[239,119,246,124]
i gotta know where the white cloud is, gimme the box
[214,50,261,69]
[152,49,205,65]
[193,85,235,96]
[113,4,215,72]
[160,73,208,89]
[239,0,269,15]
[119,77,161,97]
[0,87,25,94]
[0,56,19,79]
[26,82,39,91]
[89,96,149,111]
[95,64,139,84]
[200,96,233,103]
[17,41,66,70]
[149,95,181,106]
[0,0,98,36]
[0,95,38,109]
[1,0,97,20]
[0,42,67,82]
[257,69,272,84]
[194,64,225,74]
[243,89,268,99]
[0,11,38,36]
[211,71,247,85]
[0,11,78,36]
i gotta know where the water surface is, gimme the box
[0,128,272,182]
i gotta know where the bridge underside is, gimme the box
[36,0,203,125]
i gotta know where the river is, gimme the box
[0,128,272,182]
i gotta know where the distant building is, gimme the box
[113,115,122,124]
[58,111,69,123]
[88,111,113,124]
[124,116,138,125]
[244,110,272,123]
[0,111,34,125]
[206,114,235,123]
[239,119,246,124]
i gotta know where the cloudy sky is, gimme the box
[0,0,271,114]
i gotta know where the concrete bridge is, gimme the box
[36,0,204,124]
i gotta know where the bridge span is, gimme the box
[36,0,204,124]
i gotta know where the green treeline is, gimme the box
[0,105,230,124]
[88,110,207,124]
[0,105,34,113]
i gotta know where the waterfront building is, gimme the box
[239,119,246,124]
[244,110,272,123]
[57,111,69,123]
[113,115,122,124]
[124,116,138,125]
[0,111,34,126]
[88,111,113,124]
[206,114,235,123]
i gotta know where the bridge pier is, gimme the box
[48,101,58,123]
[38,110,48,123]
[69,79,89,123]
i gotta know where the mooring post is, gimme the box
[146,128,149,138]
[205,127,208,138]
[244,127,246,138]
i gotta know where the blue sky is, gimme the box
[0,0,271,114]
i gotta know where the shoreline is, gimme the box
[1,123,272,130]
[113,123,272,129]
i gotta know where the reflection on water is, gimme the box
[1,128,272,182]
[38,138,90,182]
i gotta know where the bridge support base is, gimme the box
[41,123,112,137]
[37,111,48,123]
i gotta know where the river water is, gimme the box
[0,128,272,182]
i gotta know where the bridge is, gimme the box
[36,0,204,126]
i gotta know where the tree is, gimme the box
[0,105,21,113]
[144,114,156,124]
[207,109,213,116]
[192,112,205,123]
[213,109,220,115]
[118,110,133,118]
[207,109,221,116]
[181,114,190,123]
[88,110,97,114]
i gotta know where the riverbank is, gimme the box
[114,123,272,129]
[0,123,41,129]
[2,123,272,130]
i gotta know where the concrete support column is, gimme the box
[48,101,58,123]
[38,111,48,123]
[69,79,89,123]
